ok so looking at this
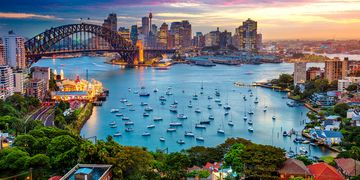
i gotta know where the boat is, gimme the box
[263,106,267,112]
[109,121,116,125]
[110,109,119,113]
[124,121,134,126]
[272,116,276,120]
[223,103,231,110]
[110,124,117,128]
[115,113,123,117]
[299,146,308,155]
[153,117,163,121]
[243,115,248,120]
[248,127,254,132]
[215,91,220,97]
[177,114,188,119]
[128,88,131,92]
[129,108,135,111]
[254,97,259,104]
[125,128,134,132]
[133,91,139,94]
[153,88,159,93]
[218,103,222,106]
[113,132,122,137]
[310,142,316,146]
[169,105,178,113]
[144,106,153,111]
[120,98,128,103]
[208,115,215,120]
[143,112,150,117]
[177,139,185,145]
[166,91,173,96]
[169,122,182,126]
[214,99,221,103]
[172,100,178,105]
[224,112,229,116]
[196,136,205,141]
[159,137,166,142]
[302,140,310,144]
[122,116,130,120]
[247,120,253,125]
[142,132,151,136]
[195,108,201,113]
[192,94,198,100]
[167,128,176,132]
[120,107,126,109]
[217,128,225,134]
[243,95,247,101]
[207,105,212,109]
[184,131,195,137]
[208,96,213,99]
[199,120,210,125]
[161,101,166,105]
[147,124,155,128]
[188,103,193,108]
[159,96,167,101]
[287,101,295,107]
[293,137,305,143]
[195,124,206,129]
[141,86,145,89]
[283,131,289,137]
[228,121,234,126]
[125,103,133,106]
[140,102,148,106]
[248,111,254,115]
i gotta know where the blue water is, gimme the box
[33,56,335,156]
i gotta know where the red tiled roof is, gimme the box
[307,163,344,180]
[48,176,62,180]
[334,158,360,176]
[278,158,312,176]
[204,162,222,172]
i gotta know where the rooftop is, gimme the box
[278,158,312,176]
[334,158,360,176]
[307,163,344,180]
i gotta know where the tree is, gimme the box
[224,143,245,175]
[163,152,191,179]
[347,84,358,92]
[27,154,51,169]
[47,135,78,157]
[334,103,350,117]
[13,134,37,154]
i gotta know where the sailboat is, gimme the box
[177,139,185,145]
[228,113,234,126]
[217,117,225,134]
[195,123,206,129]
[248,126,254,132]
[188,100,193,108]
[195,108,201,113]
[113,131,122,137]
[153,93,163,121]
[159,137,166,142]
[254,97,259,104]
[207,105,212,109]
[248,119,253,125]
[147,124,155,128]
[177,114,188,119]
[184,131,195,137]
[263,106,268,112]
[142,132,151,136]
[196,136,205,141]
[209,115,215,120]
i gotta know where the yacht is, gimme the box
[192,94,198,100]
[195,124,206,129]
[115,113,123,117]
[195,136,205,141]
[195,108,201,113]
[122,116,130,120]
[159,137,166,142]
[110,109,119,113]
[199,120,210,125]
[272,116,276,120]
[159,96,167,101]
[153,88,159,93]
[109,121,116,125]
[147,124,155,128]
[207,105,212,110]
[167,128,176,132]
[125,128,134,132]
[243,115,248,120]
[143,112,150,117]
[215,91,220,97]
[283,131,289,137]
[208,115,215,120]
[248,111,254,115]
[177,114,188,119]
[248,127,254,132]
[217,128,225,134]
[110,124,117,128]
[166,91,173,96]
[184,131,195,137]
[177,139,185,145]
[254,97,259,104]
[223,103,231,110]
[228,121,234,126]
[125,103,133,106]
[113,132,122,137]
[144,106,153,111]
[263,106,268,112]
[247,120,253,125]
[142,132,151,136]
[214,99,221,103]
[124,121,134,126]
[224,112,229,116]
[188,104,193,108]
[218,103,222,106]
[169,122,182,126]
[169,105,178,113]
[208,96,213,100]
[140,102,148,106]
[153,117,163,121]
[120,98,128,103]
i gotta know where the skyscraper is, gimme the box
[0,38,5,65]
[0,65,14,99]
[193,32,205,48]
[3,31,26,69]
[159,23,169,48]
[325,58,349,82]
[242,18,257,52]
[130,25,138,45]
[256,33,263,51]
[205,28,220,47]
[170,20,192,48]
[219,30,232,49]
[142,16,150,36]
[118,27,130,42]
[103,13,117,32]
[294,62,307,85]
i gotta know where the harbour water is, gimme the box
[33,56,336,156]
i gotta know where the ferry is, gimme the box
[184,131,195,137]
[110,109,119,113]
[177,114,188,119]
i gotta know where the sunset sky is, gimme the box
[1,0,360,40]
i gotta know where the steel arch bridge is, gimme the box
[25,23,138,66]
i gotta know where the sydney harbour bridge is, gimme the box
[25,23,176,66]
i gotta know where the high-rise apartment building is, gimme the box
[193,32,205,48]
[103,13,117,32]
[0,39,5,65]
[118,27,130,42]
[325,58,348,82]
[142,16,150,36]
[205,28,220,47]
[31,66,50,91]
[306,67,322,80]
[130,25,138,45]
[242,18,257,52]
[3,31,26,69]
[159,23,169,48]
[26,79,46,100]
[13,71,24,94]
[0,65,14,99]
[170,21,192,48]
[219,30,232,49]
[294,62,307,85]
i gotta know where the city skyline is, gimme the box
[1,0,360,40]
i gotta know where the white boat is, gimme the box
[109,121,116,125]
[196,136,204,141]
[184,131,195,137]
[125,128,134,132]
[223,103,231,110]
[272,116,276,120]
[144,106,153,111]
[218,103,222,106]
[120,98,128,103]
[248,127,254,132]
[128,88,131,92]
[110,124,117,128]
[153,117,163,121]
[172,100,178,105]
[195,108,201,113]
[159,137,166,142]
[129,108,135,111]
[115,113,123,117]
[169,122,182,126]
[188,104,193,108]
[207,105,212,109]
[215,91,220,97]
[224,112,229,116]
[228,121,234,126]
[110,109,119,113]
[169,105,178,113]
[125,121,134,125]
[133,91,139,94]
[159,96,166,101]
[217,128,225,134]
[161,101,166,105]
[243,115,248,120]
[167,128,176,132]
[143,112,150,117]
[140,102,148,106]
[122,116,130,120]
[139,92,150,97]
[177,114,188,119]
[214,99,221,103]
[208,115,215,120]
[248,111,254,115]
[208,96,213,99]
[248,120,253,125]
[195,124,206,129]
[263,106,267,112]
[177,139,185,145]
[147,124,155,128]
[125,103,133,106]
[166,91,173,95]
[142,132,151,136]
[113,132,122,137]
[254,97,259,104]
[153,88,159,93]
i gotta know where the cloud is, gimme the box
[0,12,62,20]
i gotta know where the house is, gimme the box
[348,109,360,127]
[322,119,341,131]
[309,93,337,106]
[334,158,360,178]
[278,158,312,180]
[60,164,112,180]
[310,130,343,146]
[204,162,222,172]
[307,163,344,180]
